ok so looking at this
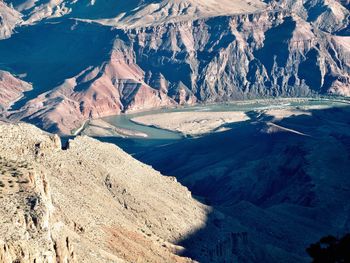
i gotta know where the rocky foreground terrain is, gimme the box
[0,122,311,262]
[0,0,349,134]
[0,123,210,262]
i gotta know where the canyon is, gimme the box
[0,1,350,262]
[1,101,350,262]
[0,0,348,134]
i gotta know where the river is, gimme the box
[93,98,349,154]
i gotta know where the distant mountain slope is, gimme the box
[5,0,267,27]
[0,0,349,133]
[4,0,348,31]
[93,0,267,28]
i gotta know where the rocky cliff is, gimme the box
[0,0,349,133]
[0,122,315,262]
[0,1,22,39]
[0,123,211,262]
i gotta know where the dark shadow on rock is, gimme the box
[127,105,350,262]
[254,16,296,75]
[306,233,350,263]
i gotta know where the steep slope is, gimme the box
[0,123,211,262]
[128,12,349,99]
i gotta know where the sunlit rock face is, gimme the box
[0,0,349,133]
[0,71,32,111]
[125,10,349,100]
[0,1,22,39]
[0,123,209,263]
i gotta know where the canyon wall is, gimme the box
[0,0,348,133]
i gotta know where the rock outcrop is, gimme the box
[0,123,310,262]
[0,71,32,112]
[0,1,22,39]
[0,123,209,262]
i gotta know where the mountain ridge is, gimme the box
[0,0,349,134]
